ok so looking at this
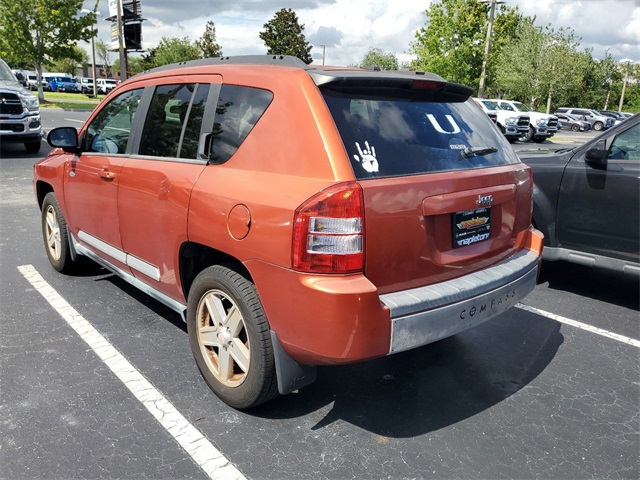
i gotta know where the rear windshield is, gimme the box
[321,89,520,179]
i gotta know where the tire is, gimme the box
[187,265,278,409]
[532,137,547,143]
[519,126,534,142]
[593,121,604,131]
[41,193,75,273]
[507,137,518,144]
[571,124,580,132]
[25,141,41,153]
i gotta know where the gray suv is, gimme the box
[555,108,615,131]
[0,58,43,152]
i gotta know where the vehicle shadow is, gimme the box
[0,141,47,159]
[95,273,187,333]
[252,309,563,438]
[538,260,639,310]
[72,264,563,438]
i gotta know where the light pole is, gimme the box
[618,59,632,112]
[320,45,326,65]
[81,9,100,97]
[478,0,505,98]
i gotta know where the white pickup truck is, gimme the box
[474,98,530,143]
[486,99,559,143]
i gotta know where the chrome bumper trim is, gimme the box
[382,250,539,354]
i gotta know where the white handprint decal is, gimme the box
[353,141,379,173]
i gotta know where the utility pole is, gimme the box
[80,8,100,97]
[116,0,127,82]
[478,0,504,98]
[618,60,632,112]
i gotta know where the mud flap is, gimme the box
[270,331,317,395]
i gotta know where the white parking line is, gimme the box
[516,303,640,348]
[63,118,86,123]
[17,265,246,480]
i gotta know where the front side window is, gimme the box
[210,85,273,164]
[322,89,519,179]
[85,88,144,154]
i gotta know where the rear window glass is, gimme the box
[322,89,520,179]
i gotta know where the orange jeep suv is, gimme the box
[35,56,543,409]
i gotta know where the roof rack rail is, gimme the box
[215,55,309,68]
[140,55,309,76]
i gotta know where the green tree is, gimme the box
[0,0,97,101]
[568,52,623,111]
[359,48,398,70]
[196,21,222,58]
[153,37,201,67]
[95,40,113,77]
[139,48,157,71]
[494,19,582,111]
[50,45,89,76]
[409,0,521,91]
[259,8,312,64]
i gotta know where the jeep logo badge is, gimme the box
[476,194,493,206]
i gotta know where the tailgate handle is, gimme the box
[422,184,516,215]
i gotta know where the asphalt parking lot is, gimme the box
[1,110,638,479]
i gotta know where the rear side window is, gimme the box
[322,90,519,179]
[139,83,212,159]
[210,85,273,164]
[609,123,640,162]
[85,88,144,154]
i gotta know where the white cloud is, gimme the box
[513,0,640,62]
[84,0,639,69]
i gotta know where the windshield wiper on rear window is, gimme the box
[461,147,498,158]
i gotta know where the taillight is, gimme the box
[412,80,443,90]
[292,181,364,274]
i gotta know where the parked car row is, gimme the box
[474,97,559,143]
[12,70,118,95]
[474,99,633,141]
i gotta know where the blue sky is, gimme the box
[84,0,640,67]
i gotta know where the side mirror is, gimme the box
[585,148,608,166]
[47,127,80,153]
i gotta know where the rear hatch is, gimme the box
[316,72,533,294]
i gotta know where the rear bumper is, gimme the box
[248,228,543,366]
[383,249,539,354]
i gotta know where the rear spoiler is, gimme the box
[308,70,473,102]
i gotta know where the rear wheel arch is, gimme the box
[179,242,252,301]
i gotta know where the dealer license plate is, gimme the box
[452,207,491,248]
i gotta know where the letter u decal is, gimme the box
[427,114,461,134]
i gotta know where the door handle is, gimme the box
[99,168,116,181]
